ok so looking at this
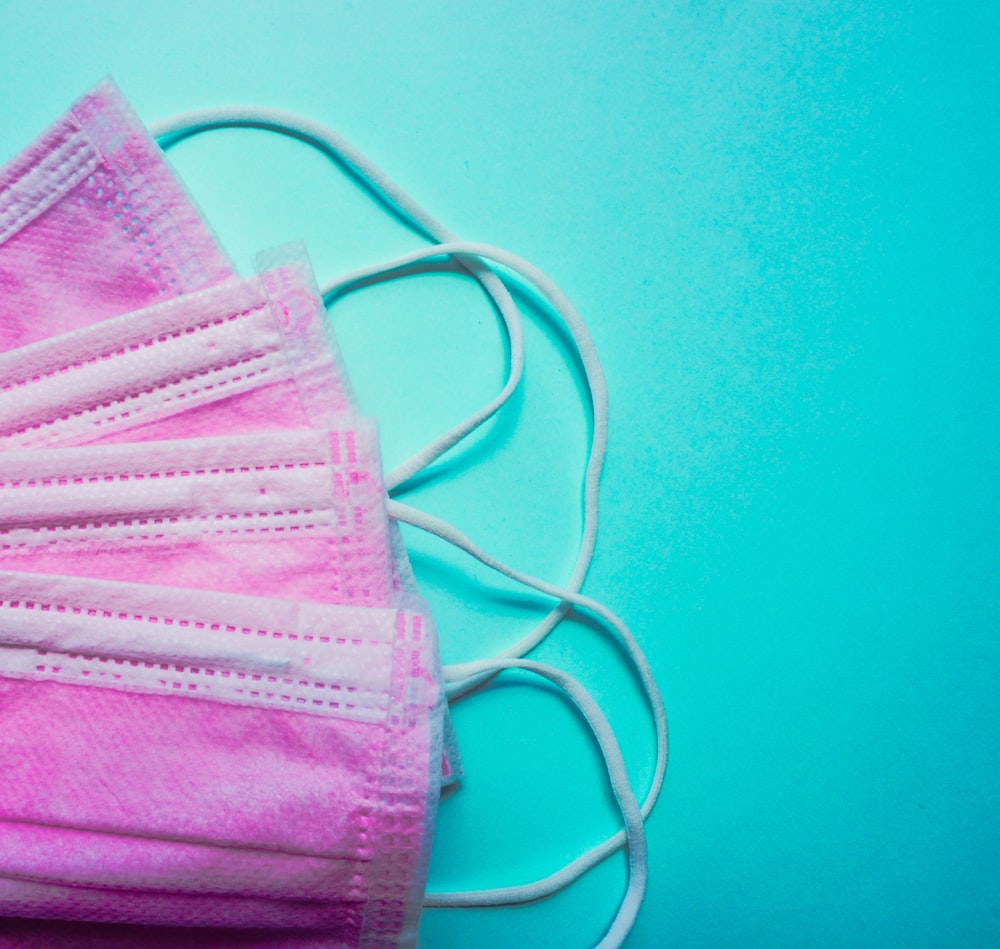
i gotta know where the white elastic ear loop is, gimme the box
[328,242,610,698]
[323,254,524,491]
[422,657,647,949]
[150,108,525,492]
[151,109,659,940]
[152,111,607,688]
[389,499,667,911]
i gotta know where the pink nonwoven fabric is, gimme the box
[0,80,233,348]
[0,427,395,608]
[0,81,447,947]
[0,250,354,450]
[0,570,443,946]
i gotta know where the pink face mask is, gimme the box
[0,225,462,766]
[0,83,657,948]
[0,241,461,775]
[0,80,233,349]
[0,426,394,609]
[0,246,350,450]
[0,567,444,946]
[0,242,421,594]
[0,274,460,941]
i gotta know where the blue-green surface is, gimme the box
[1,3,997,946]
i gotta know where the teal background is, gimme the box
[1,2,997,946]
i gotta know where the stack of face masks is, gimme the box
[0,81,666,948]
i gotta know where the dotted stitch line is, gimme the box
[2,596,390,710]
[80,98,217,293]
[4,352,280,440]
[70,94,216,295]
[90,174,175,296]
[0,136,95,235]
[69,84,161,240]
[114,178,182,296]
[0,596,384,647]
[358,610,422,935]
[0,510,340,545]
[30,660,382,712]
[0,459,328,490]
[0,301,270,392]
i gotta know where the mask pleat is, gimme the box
[0,83,664,949]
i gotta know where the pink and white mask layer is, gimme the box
[0,79,662,949]
[0,239,462,783]
[0,80,233,348]
[0,568,444,948]
[0,248,353,449]
[0,81,450,946]
[0,427,394,608]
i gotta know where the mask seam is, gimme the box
[258,255,357,419]
[348,675,386,939]
[72,83,227,295]
[73,164,179,301]
[0,132,99,244]
[0,596,395,712]
[12,663,389,714]
[0,596,391,646]
[0,301,271,391]
[358,609,435,946]
[0,510,335,545]
[352,610,405,936]
[0,458,328,488]
[3,353,283,444]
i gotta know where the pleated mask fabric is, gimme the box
[0,568,444,947]
[0,248,351,449]
[0,84,448,946]
[0,80,664,949]
[0,242,462,784]
[0,80,233,349]
[0,427,395,608]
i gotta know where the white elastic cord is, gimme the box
[327,241,609,699]
[150,108,525,494]
[322,238,608,493]
[389,499,667,910]
[322,250,524,492]
[151,112,663,927]
[152,112,607,693]
[420,657,647,949]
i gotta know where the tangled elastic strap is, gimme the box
[151,107,668,949]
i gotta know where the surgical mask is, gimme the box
[0,246,350,450]
[0,83,467,948]
[0,326,470,945]
[0,80,233,348]
[0,241,462,783]
[0,432,638,946]
[0,567,445,946]
[0,568,643,949]
[0,85,666,948]
[0,426,394,608]
[0,239,432,607]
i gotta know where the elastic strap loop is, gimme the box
[151,108,525,496]
[389,499,667,909]
[152,112,610,693]
[327,240,611,697]
[421,657,647,949]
